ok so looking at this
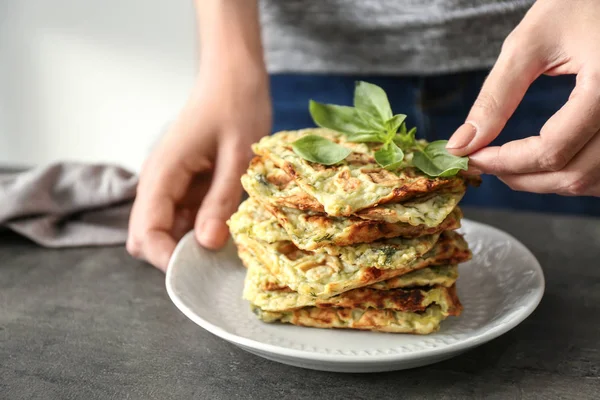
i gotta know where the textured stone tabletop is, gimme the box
[1,207,599,400]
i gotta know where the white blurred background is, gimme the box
[0,0,198,173]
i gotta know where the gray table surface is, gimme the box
[1,207,599,400]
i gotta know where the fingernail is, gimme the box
[447,121,478,149]
[197,218,229,249]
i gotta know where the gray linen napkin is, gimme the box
[0,162,138,247]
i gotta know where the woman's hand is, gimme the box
[127,71,271,271]
[127,71,271,270]
[127,0,269,271]
[447,0,600,197]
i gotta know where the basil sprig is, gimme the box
[291,81,468,177]
[412,140,469,177]
[291,134,352,166]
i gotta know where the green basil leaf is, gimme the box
[346,131,387,143]
[412,140,469,177]
[292,134,352,165]
[385,114,407,136]
[354,81,393,121]
[355,107,386,132]
[393,125,417,149]
[374,142,405,170]
[309,100,373,135]
[398,122,407,136]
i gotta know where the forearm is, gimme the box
[194,0,266,74]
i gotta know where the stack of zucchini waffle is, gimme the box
[227,128,478,334]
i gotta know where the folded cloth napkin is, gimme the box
[0,162,138,247]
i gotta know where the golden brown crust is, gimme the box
[247,156,325,212]
[322,232,469,295]
[248,155,474,215]
[254,306,447,334]
[312,285,461,315]
[259,198,463,249]
[279,159,469,213]
[361,265,458,290]
[445,285,463,316]
[241,230,471,298]
[251,129,482,216]
[242,157,466,250]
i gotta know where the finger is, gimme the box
[127,150,212,270]
[446,38,542,156]
[460,165,483,176]
[171,208,195,242]
[127,186,180,271]
[178,173,213,210]
[138,231,176,272]
[169,175,213,241]
[498,131,600,196]
[468,72,600,175]
[194,137,252,249]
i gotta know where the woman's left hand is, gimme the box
[446,0,600,197]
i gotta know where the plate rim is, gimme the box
[165,218,545,364]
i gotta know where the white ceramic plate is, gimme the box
[165,220,544,373]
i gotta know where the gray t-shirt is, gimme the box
[259,0,535,75]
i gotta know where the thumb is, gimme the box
[446,38,541,156]
[194,138,251,249]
